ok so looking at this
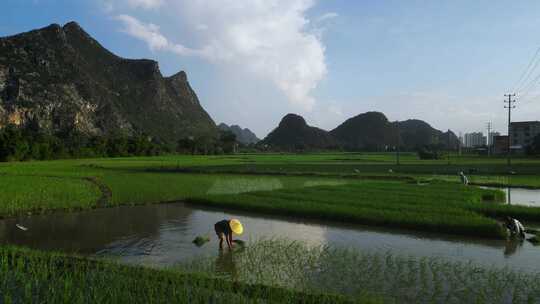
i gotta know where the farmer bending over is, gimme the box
[505,216,525,239]
[214,219,243,250]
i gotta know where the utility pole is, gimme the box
[395,121,400,166]
[486,122,492,157]
[447,129,451,165]
[504,94,516,168]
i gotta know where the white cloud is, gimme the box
[112,0,327,111]
[102,0,162,12]
[115,14,203,56]
[125,0,163,9]
[317,12,339,22]
[115,15,168,51]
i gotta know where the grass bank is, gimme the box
[0,246,377,304]
[187,181,513,239]
[0,175,101,218]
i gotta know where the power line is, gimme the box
[517,71,540,98]
[514,46,540,92]
[504,94,516,168]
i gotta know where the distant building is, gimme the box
[464,132,486,148]
[494,135,508,154]
[488,132,500,147]
[510,121,540,152]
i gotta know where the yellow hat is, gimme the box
[229,219,243,235]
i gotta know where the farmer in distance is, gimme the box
[214,219,243,250]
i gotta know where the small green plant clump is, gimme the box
[193,235,210,247]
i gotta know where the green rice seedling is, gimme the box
[193,236,211,247]
[0,175,101,218]
[177,238,540,304]
[187,181,514,238]
[0,245,376,304]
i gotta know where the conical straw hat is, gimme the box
[229,219,243,235]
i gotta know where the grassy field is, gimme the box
[187,181,511,238]
[0,175,101,218]
[178,238,540,304]
[1,153,540,302]
[1,153,539,237]
[0,246,374,304]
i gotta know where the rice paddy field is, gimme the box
[188,181,511,239]
[0,246,372,304]
[178,238,540,304]
[1,152,540,302]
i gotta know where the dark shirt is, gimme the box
[214,219,232,236]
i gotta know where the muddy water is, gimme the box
[1,202,539,272]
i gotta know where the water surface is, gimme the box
[481,186,540,206]
[1,202,539,272]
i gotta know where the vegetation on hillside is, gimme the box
[0,22,216,144]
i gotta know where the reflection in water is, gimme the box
[0,202,540,272]
[206,178,283,195]
[215,250,238,279]
[504,239,524,257]
[0,204,192,253]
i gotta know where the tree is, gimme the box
[218,130,237,154]
[106,135,129,157]
[0,124,29,161]
[177,136,196,154]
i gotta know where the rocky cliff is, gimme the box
[218,123,259,145]
[0,22,216,142]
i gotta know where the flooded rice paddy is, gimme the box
[481,186,540,207]
[1,201,540,272]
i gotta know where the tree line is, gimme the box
[0,124,240,162]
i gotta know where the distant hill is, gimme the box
[260,114,337,150]
[396,119,459,150]
[262,112,458,152]
[218,123,259,145]
[330,112,394,151]
[0,22,216,143]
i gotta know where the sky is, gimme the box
[2,0,540,138]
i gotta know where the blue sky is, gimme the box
[2,0,540,138]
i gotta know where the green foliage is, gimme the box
[219,129,237,154]
[417,147,442,160]
[176,132,239,155]
[0,125,169,161]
